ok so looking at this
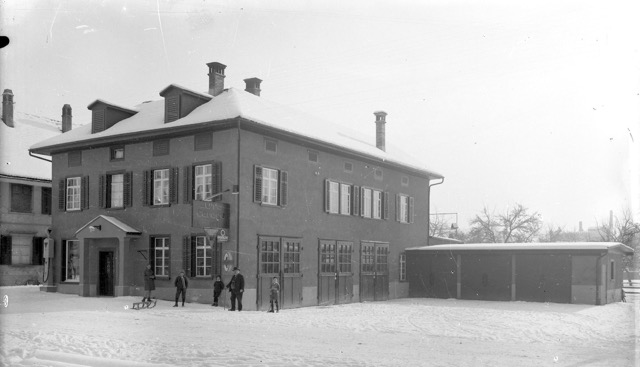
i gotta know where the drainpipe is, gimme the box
[427,177,445,247]
[236,118,242,269]
[595,252,607,305]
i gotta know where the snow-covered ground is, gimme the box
[0,286,636,366]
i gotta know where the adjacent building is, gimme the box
[1,89,71,285]
[29,62,444,310]
[406,242,633,305]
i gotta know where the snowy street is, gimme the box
[0,286,636,366]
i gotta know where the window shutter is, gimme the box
[92,109,105,134]
[253,165,263,203]
[212,162,222,202]
[58,179,66,211]
[182,236,190,276]
[41,187,51,215]
[360,187,366,217]
[32,237,44,265]
[99,175,106,208]
[279,170,288,207]
[148,238,155,270]
[81,176,89,210]
[396,194,401,222]
[143,170,151,206]
[61,240,67,281]
[409,196,415,223]
[382,192,389,220]
[324,179,330,212]
[183,166,192,204]
[166,95,180,123]
[0,236,12,265]
[124,172,132,207]
[190,237,197,278]
[170,167,179,204]
[352,185,360,216]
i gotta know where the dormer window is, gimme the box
[88,100,137,134]
[159,84,212,124]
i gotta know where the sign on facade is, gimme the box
[192,201,230,229]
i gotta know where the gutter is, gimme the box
[29,151,52,163]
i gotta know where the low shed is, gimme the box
[406,242,633,305]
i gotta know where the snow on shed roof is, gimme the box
[407,242,634,254]
[1,112,62,181]
[30,88,442,177]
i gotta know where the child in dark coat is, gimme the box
[268,276,280,313]
[212,275,224,307]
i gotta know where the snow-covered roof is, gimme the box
[407,242,634,254]
[30,88,442,178]
[1,112,62,181]
[159,84,212,100]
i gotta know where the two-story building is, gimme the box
[1,89,71,285]
[30,62,443,310]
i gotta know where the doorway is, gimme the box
[99,251,114,296]
[360,241,389,302]
[257,236,303,311]
[318,240,354,305]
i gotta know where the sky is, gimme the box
[1,0,638,231]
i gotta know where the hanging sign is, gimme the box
[217,229,229,242]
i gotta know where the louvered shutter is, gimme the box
[212,162,222,202]
[396,194,401,222]
[61,240,67,281]
[360,187,366,217]
[383,192,389,220]
[324,179,330,212]
[254,166,263,203]
[148,237,155,270]
[81,176,89,210]
[183,166,192,204]
[190,236,197,277]
[58,179,66,211]
[166,95,179,123]
[352,185,360,216]
[182,236,190,276]
[409,196,415,224]
[99,175,106,208]
[170,167,179,204]
[92,109,105,134]
[123,172,132,207]
[279,170,288,207]
[143,170,151,206]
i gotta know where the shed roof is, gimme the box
[30,88,442,178]
[407,242,634,255]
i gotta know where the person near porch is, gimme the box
[173,270,189,307]
[142,263,155,302]
[212,275,224,307]
[268,276,280,313]
[226,267,244,311]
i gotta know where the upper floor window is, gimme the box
[254,165,287,207]
[372,190,382,219]
[362,188,372,218]
[396,194,414,223]
[361,187,388,220]
[143,168,178,206]
[324,180,357,216]
[110,173,124,207]
[66,177,81,211]
[110,146,124,161]
[194,164,212,201]
[10,184,32,213]
[41,187,52,215]
[184,161,222,203]
[100,172,132,209]
[59,177,88,212]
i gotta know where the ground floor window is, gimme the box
[195,236,211,277]
[152,237,170,277]
[10,234,32,265]
[63,240,80,282]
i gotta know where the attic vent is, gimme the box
[265,139,277,153]
[68,151,82,167]
[166,95,179,123]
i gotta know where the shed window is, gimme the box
[11,184,32,213]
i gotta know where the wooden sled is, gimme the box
[132,298,157,310]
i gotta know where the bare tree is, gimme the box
[468,203,542,243]
[429,214,449,237]
[594,208,640,270]
[539,224,565,243]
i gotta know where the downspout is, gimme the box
[595,252,607,305]
[29,151,52,163]
[427,177,445,247]
[236,118,241,269]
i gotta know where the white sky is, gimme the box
[1,0,638,230]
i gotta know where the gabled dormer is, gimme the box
[88,99,137,134]
[159,84,212,124]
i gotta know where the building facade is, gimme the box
[30,62,443,310]
[1,89,71,285]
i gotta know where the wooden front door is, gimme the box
[360,242,389,302]
[98,251,114,296]
[257,236,303,311]
[319,240,354,306]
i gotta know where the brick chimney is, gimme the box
[207,62,226,96]
[374,111,387,151]
[62,104,72,132]
[2,89,14,127]
[244,78,262,96]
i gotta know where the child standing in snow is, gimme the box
[173,270,189,307]
[142,263,155,302]
[268,276,280,313]
[212,275,224,307]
